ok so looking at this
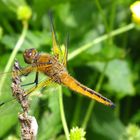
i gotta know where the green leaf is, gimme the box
[0,74,21,138]
[131,110,140,123]
[38,86,62,140]
[92,44,126,62]
[56,3,77,28]
[105,60,135,98]
[90,105,125,140]
[0,101,20,137]
[89,59,135,98]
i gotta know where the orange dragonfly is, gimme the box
[0,16,115,109]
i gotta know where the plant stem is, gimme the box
[82,63,108,129]
[0,21,28,96]
[95,0,109,33]
[58,86,70,140]
[68,23,135,61]
[68,23,135,129]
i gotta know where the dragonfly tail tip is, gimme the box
[110,103,116,109]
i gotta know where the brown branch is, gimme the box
[11,60,38,140]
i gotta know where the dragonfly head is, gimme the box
[23,48,39,64]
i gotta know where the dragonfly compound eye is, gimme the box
[23,48,38,64]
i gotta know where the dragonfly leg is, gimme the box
[34,72,39,86]
[21,72,39,87]
[25,78,53,96]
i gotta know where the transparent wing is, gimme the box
[48,12,63,61]
[0,71,21,137]
[0,69,59,137]
[0,71,54,113]
[62,35,69,67]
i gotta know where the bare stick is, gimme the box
[11,60,38,140]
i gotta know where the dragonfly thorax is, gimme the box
[23,48,39,64]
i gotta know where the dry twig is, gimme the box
[11,60,38,140]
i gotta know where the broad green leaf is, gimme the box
[90,104,125,140]
[88,59,135,98]
[38,86,62,140]
[56,3,77,28]
[92,44,125,62]
[0,100,20,137]
[1,31,51,51]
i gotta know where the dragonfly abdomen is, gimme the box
[61,73,115,108]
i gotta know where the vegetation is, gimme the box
[0,0,140,140]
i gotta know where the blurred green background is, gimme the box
[0,0,140,140]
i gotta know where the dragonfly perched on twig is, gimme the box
[0,15,115,110]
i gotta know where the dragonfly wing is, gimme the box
[0,70,40,115]
[25,78,53,95]
[0,99,20,116]
[48,12,62,60]
[0,67,56,137]
[62,35,69,67]
[0,72,21,138]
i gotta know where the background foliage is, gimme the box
[0,0,140,140]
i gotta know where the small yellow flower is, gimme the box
[70,127,86,140]
[130,1,140,24]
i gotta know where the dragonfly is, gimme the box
[0,16,115,110]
